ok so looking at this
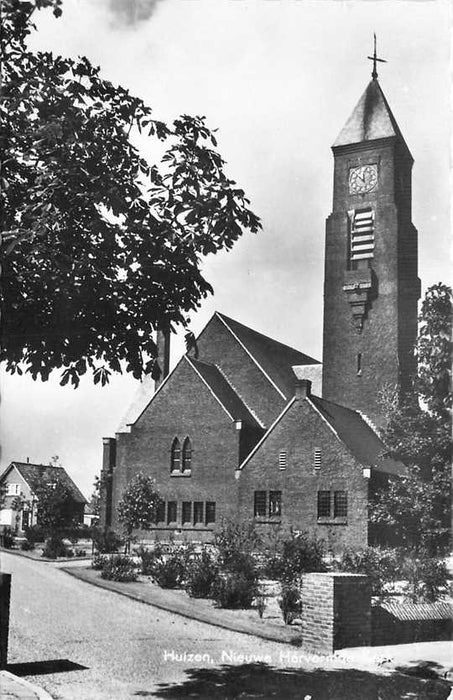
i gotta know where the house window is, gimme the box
[317,490,331,518]
[193,501,204,525]
[269,491,282,517]
[314,448,321,470]
[182,501,192,525]
[349,208,374,268]
[205,502,216,525]
[334,491,348,518]
[182,437,192,473]
[170,438,181,472]
[278,450,287,470]
[167,501,177,524]
[7,483,20,496]
[156,499,165,523]
[254,491,267,517]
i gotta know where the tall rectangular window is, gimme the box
[156,499,165,524]
[205,501,216,525]
[269,491,282,517]
[334,491,348,518]
[193,501,204,525]
[278,450,287,470]
[7,483,20,496]
[182,501,192,525]
[254,491,267,517]
[167,501,177,524]
[317,491,331,518]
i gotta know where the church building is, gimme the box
[100,60,419,552]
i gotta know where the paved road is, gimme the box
[1,552,450,700]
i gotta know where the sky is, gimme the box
[0,0,451,498]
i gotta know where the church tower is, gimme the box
[322,49,420,427]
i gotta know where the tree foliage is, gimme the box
[371,283,452,554]
[1,0,261,387]
[31,470,79,534]
[117,472,160,541]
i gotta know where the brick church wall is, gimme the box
[110,357,242,538]
[237,394,369,553]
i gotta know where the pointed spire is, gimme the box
[333,78,411,159]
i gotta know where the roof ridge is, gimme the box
[214,364,266,429]
[217,312,319,360]
[237,398,296,471]
[215,312,287,400]
[357,409,383,437]
[184,355,234,421]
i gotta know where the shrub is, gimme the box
[400,552,448,603]
[1,528,14,549]
[92,553,109,570]
[101,555,138,582]
[24,525,46,545]
[63,525,92,544]
[212,572,258,609]
[215,519,260,571]
[20,539,35,551]
[92,527,123,554]
[136,542,195,588]
[338,547,400,598]
[265,531,326,583]
[136,543,165,576]
[185,548,219,598]
[42,536,70,559]
[279,584,302,625]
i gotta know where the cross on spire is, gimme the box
[367,33,387,79]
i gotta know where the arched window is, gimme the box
[170,438,181,472]
[182,437,192,473]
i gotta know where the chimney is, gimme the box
[155,328,170,390]
[295,378,312,400]
[100,437,116,528]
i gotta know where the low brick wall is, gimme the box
[301,572,371,654]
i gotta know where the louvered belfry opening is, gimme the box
[349,207,375,267]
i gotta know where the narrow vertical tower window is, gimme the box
[357,353,362,376]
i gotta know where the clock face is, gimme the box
[349,165,378,194]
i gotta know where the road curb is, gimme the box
[0,670,53,699]
[61,566,302,646]
[0,547,91,564]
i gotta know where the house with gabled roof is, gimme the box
[0,460,87,533]
[100,67,417,552]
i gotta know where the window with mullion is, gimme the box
[269,491,282,517]
[167,501,177,524]
[317,490,331,518]
[254,491,267,517]
[182,501,192,524]
[334,491,348,518]
[205,501,216,525]
[155,499,165,524]
[193,501,204,525]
